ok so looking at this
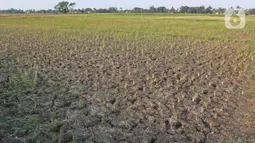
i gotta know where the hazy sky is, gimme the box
[0,0,254,10]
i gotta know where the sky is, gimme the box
[0,0,254,10]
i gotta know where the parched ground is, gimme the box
[0,14,255,143]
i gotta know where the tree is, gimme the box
[149,6,156,13]
[108,7,118,13]
[248,8,255,15]
[169,7,176,13]
[205,6,213,14]
[179,6,189,13]
[69,2,76,13]
[157,6,167,13]
[54,1,75,13]
[85,8,93,13]
[42,10,46,14]
[214,7,226,14]
[197,6,205,13]
[133,7,143,13]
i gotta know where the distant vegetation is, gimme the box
[1,1,255,15]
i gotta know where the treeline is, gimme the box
[1,6,255,15]
[0,9,57,14]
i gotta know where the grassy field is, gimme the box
[0,14,255,143]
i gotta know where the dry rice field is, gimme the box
[0,14,255,143]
